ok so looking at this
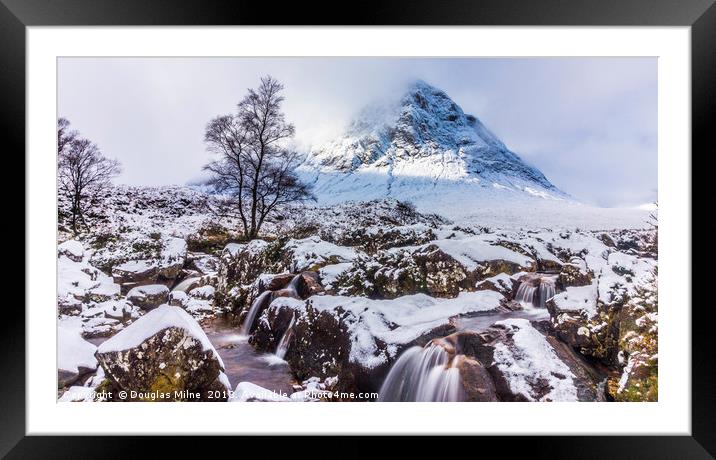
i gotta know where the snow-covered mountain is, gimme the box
[300,80,567,214]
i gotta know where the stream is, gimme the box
[201,314,297,394]
[455,307,549,333]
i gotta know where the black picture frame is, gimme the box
[3,0,710,456]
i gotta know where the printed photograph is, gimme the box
[56,57,658,402]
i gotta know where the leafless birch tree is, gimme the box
[203,76,313,240]
[57,119,121,234]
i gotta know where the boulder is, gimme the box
[326,226,436,254]
[557,257,593,289]
[126,284,170,311]
[169,286,216,319]
[260,273,296,292]
[453,355,499,402]
[188,285,215,300]
[333,245,475,299]
[95,305,227,401]
[413,245,475,297]
[295,271,325,298]
[215,240,281,311]
[281,236,359,273]
[470,318,603,401]
[58,326,98,388]
[186,252,220,275]
[81,316,126,339]
[475,273,516,299]
[112,260,160,293]
[58,240,85,263]
[58,249,121,308]
[110,238,187,293]
[427,332,500,402]
[94,299,140,321]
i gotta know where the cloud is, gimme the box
[58,57,656,207]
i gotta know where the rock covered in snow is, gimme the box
[546,246,657,367]
[75,298,141,339]
[95,299,141,320]
[557,257,593,288]
[473,319,600,401]
[475,273,516,298]
[186,252,220,275]
[58,326,98,388]
[126,284,170,311]
[215,240,280,310]
[169,284,217,319]
[57,241,121,313]
[251,290,504,394]
[58,239,85,262]
[282,236,359,273]
[110,237,187,294]
[331,236,537,299]
[95,305,228,401]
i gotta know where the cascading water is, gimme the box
[275,314,296,359]
[537,277,556,308]
[241,291,272,335]
[378,343,463,402]
[515,282,538,309]
[515,275,556,309]
[241,274,303,336]
[286,274,302,296]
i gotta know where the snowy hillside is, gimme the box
[57,183,658,403]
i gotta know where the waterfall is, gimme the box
[286,274,303,296]
[515,282,538,309]
[241,274,303,337]
[515,275,556,309]
[275,314,296,359]
[241,291,272,335]
[537,277,556,308]
[378,343,463,402]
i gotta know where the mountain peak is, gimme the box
[303,80,563,202]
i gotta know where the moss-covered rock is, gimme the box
[557,257,593,289]
[95,310,228,402]
[332,245,476,299]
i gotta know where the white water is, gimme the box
[515,275,556,309]
[378,343,463,402]
[286,274,302,296]
[241,291,272,335]
[241,274,303,336]
[515,282,538,309]
[537,277,556,308]
[275,314,296,359]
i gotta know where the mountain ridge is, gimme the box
[300,80,564,203]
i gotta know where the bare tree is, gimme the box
[57,117,77,156]
[204,76,313,240]
[648,201,658,259]
[57,119,121,234]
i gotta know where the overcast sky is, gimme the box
[58,57,656,207]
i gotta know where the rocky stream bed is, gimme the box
[57,187,658,403]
